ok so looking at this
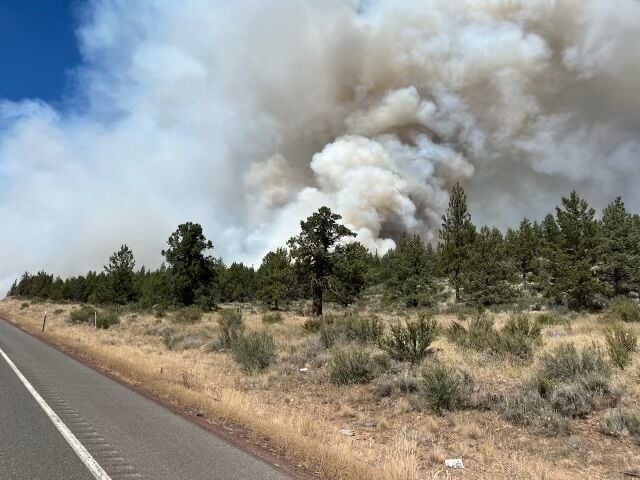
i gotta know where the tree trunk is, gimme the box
[312,280,323,316]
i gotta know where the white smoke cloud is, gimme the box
[2,0,640,291]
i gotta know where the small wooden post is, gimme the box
[41,311,47,333]
[94,310,97,329]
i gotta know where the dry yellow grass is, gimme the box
[2,298,639,480]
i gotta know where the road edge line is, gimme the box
[0,345,112,480]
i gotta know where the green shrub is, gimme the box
[539,343,611,393]
[302,316,326,333]
[96,309,120,329]
[601,408,640,441]
[549,382,593,418]
[20,302,30,309]
[329,348,373,385]
[379,315,438,364]
[419,363,472,414]
[172,306,203,324]
[68,306,118,329]
[319,324,340,348]
[262,312,283,324]
[605,323,637,370]
[466,315,497,351]
[605,297,640,322]
[53,308,64,315]
[217,309,244,348]
[231,332,276,374]
[153,304,167,318]
[500,389,570,436]
[341,315,384,343]
[535,312,565,326]
[447,314,541,360]
[69,306,95,324]
[497,314,542,359]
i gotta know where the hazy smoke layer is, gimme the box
[1,0,640,289]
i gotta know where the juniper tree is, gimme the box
[326,241,370,307]
[257,248,294,310]
[287,207,355,316]
[439,183,475,303]
[382,234,438,307]
[104,244,138,304]
[162,222,216,307]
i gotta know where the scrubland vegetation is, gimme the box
[5,185,640,479]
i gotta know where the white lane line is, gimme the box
[0,346,112,480]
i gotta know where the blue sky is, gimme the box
[0,0,81,103]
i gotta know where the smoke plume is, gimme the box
[1,0,640,290]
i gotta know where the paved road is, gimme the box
[0,318,289,480]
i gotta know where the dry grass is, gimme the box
[2,298,640,480]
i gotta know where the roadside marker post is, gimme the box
[42,311,47,333]
[94,310,97,329]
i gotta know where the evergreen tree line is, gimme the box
[9,186,640,313]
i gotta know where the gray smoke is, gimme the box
[1,0,640,291]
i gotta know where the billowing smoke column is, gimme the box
[1,0,640,289]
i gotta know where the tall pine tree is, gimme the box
[439,183,475,303]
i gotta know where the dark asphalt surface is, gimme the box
[0,318,289,480]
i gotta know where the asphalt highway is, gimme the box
[0,318,289,480]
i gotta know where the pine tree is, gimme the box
[104,244,138,304]
[506,218,539,292]
[327,242,371,307]
[287,207,355,316]
[162,222,216,307]
[219,263,258,302]
[598,197,640,296]
[439,183,475,303]
[465,226,517,306]
[257,248,294,310]
[382,234,438,307]
[553,191,602,309]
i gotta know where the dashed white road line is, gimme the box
[0,346,112,480]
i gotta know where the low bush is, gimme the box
[418,363,472,414]
[20,302,30,309]
[53,308,64,315]
[69,305,96,324]
[329,348,373,385]
[535,312,566,326]
[96,309,120,329]
[498,314,542,359]
[319,324,340,348]
[549,382,593,418]
[302,316,327,333]
[262,312,283,324]
[447,314,541,360]
[372,374,419,399]
[172,306,203,324]
[379,315,438,364]
[231,332,277,374]
[500,389,570,436]
[68,306,119,329]
[217,309,244,349]
[604,297,640,323]
[539,343,611,391]
[604,323,637,370]
[341,315,384,343]
[601,407,640,441]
